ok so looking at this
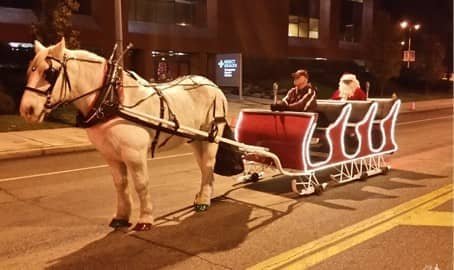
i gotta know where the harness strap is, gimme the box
[116,110,203,141]
[24,86,49,96]
[207,98,227,142]
[158,134,174,148]
[154,86,180,131]
[148,85,185,157]
[150,97,165,158]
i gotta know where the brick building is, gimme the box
[0,0,377,101]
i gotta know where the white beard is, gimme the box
[339,83,356,100]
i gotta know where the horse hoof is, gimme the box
[194,204,209,212]
[132,223,152,231]
[109,218,132,229]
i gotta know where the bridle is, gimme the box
[24,54,105,115]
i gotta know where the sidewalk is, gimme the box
[0,98,451,161]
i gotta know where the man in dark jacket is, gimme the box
[271,69,317,112]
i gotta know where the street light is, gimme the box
[400,20,421,68]
[400,21,408,29]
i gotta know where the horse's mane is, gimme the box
[28,47,105,75]
[69,49,105,62]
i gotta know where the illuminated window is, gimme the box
[340,0,363,42]
[288,0,319,39]
[309,18,319,39]
[129,0,207,27]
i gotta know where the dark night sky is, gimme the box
[382,0,453,70]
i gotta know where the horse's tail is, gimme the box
[214,122,244,176]
[215,89,228,123]
[211,87,243,176]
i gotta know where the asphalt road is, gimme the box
[0,108,452,270]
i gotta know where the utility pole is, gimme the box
[114,0,124,65]
[406,28,412,68]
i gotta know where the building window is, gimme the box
[288,0,320,39]
[0,0,91,14]
[75,0,91,15]
[340,0,363,43]
[129,0,207,27]
[0,0,34,9]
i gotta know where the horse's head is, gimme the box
[20,38,66,123]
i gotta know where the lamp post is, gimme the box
[114,0,124,65]
[400,21,421,68]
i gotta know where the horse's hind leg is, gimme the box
[106,159,132,229]
[124,151,154,231]
[191,141,219,212]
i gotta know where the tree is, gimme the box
[32,0,80,48]
[365,10,402,96]
[415,34,446,84]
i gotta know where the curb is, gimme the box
[399,102,452,114]
[0,144,95,161]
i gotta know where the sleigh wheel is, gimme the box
[381,166,390,175]
[314,184,323,195]
[238,172,263,183]
[249,172,261,182]
[359,172,368,181]
[314,183,328,195]
[291,178,315,196]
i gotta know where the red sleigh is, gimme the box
[235,98,401,195]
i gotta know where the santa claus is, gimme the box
[331,73,367,101]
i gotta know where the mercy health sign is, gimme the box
[218,59,238,78]
[215,53,243,98]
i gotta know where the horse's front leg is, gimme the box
[106,159,132,229]
[124,150,154,231]
[192,141,218,212]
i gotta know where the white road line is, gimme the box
[0,153,193,183]
[397,115,453,126]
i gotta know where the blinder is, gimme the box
[44,57,61,85]
[23,56,65,112]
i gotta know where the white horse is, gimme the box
[20,38,228,231]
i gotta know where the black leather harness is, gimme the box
[76,62,119,128]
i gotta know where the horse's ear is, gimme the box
[52,37,66,59]
[34,40,46,54]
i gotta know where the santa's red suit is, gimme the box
[331,73,367,101]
